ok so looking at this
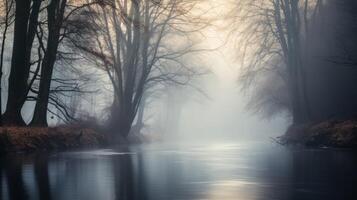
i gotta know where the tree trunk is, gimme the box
[135,100,145,130]
[277,0,310,125]
[2,0,31,126]
[289,67,304,124]
[110,103,133,140]
[30,0,66,127]
[0,0,13,126]
[30,52,56,127]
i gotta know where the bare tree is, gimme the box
[0,0,14,125]
[79,0,206,139]
[29,0,101,126]
[234,0,322,124]
[2,0,42,126]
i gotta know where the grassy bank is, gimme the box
[0,126,107,153]
[280,119,357,148]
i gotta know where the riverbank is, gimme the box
[280,119,357,148]
[0,126,108,153]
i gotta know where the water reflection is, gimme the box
[0,160,2,200]
[112,147,135,200]
[3,155,28,200]
[34,155,52,200]
[0,143,357,200]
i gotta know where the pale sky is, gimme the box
[160,0,289,143]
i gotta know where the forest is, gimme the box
[238,0,357,146]
[0,0,357,199]
[0,0,208,146]
[0,0,355,147]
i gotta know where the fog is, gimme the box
[143,13,289,143]
[168,73,289,143]
[2,1,357,199]
[2,0,352,143]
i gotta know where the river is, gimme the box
[0,142,356,200]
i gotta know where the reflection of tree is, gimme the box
[112,151,134,200]
[289,151,357,199]
[1,155,52,200]
[136,153,148,200]
[5,157,28,200]
[111,147,149,200]
[34,154,52,200]
[0,158,2,200]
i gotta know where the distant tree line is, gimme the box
[0,0,205,139]
[235,0,357,124]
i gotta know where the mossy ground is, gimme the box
[281,119,357,148]
[0,126,107,153]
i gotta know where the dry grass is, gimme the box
[0,126,107,153]
[281,120,357,148]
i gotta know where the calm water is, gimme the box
[0,142,356,200]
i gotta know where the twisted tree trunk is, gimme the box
[3,0,42,126]
[2,0,31,126]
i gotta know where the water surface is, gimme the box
[0,142,356,200]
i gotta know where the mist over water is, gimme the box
[2,142,357,200]
[151,22,289,144]
[2,0,357,199]
[167,73,289,143]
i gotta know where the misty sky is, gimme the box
[156,0,289,143]
[0,0,289,140]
